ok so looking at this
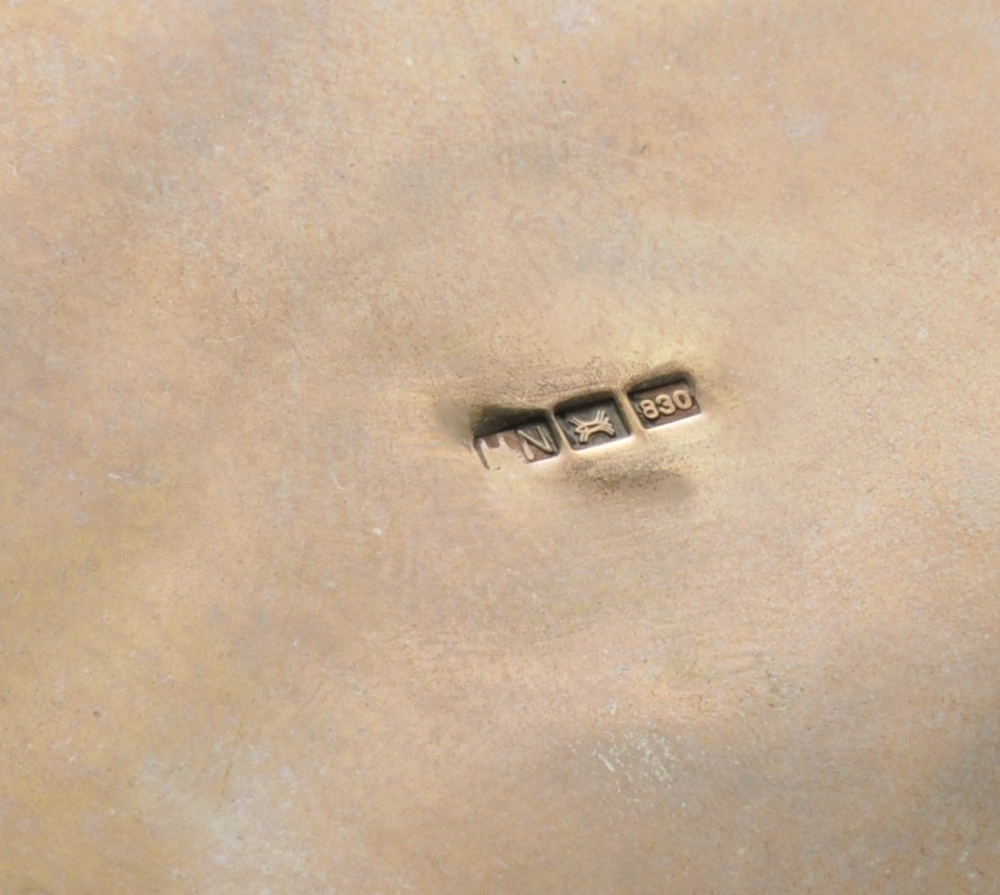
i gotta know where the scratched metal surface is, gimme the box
[2,2,999,892]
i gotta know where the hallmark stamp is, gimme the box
[475,420,559,470]
[473,374,702,469]
[628,379,700,428]
[555,398,630,451]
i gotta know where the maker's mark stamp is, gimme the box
[475,420,559,470]
[555,398,630,451]
[568,408,616,443]
[628,380,700,428]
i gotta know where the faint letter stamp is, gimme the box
[475,420,559,470]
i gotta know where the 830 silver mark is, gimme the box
[629,380,700,429]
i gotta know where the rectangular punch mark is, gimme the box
[475,419,560,470]
[628,379,701,428]
[554,396,630,451]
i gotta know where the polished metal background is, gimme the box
[3,2,1000,892]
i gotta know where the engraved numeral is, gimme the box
[639,399,659,420]
[628,381,700,428]
[655,393,676,416]
[637,393,679,420]
[672,387,693,410]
